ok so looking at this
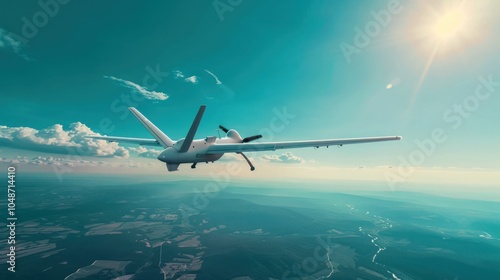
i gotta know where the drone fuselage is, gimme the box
[157,129,243,164]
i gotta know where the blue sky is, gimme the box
[1,0,499,189]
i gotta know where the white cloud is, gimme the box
[260,152,304,164]
[0,123,129,157]
[0,27,28,60]
[204,69,235,98]
[173,70,185,79]
[204,69,222,85]
[105,76,168,101]
[172,70,198,83]
[184,76,199,84]
[129,146,161,158]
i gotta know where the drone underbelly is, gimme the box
[158,141,223,164]
[182,140,223,163]
[175,149,223,163]
[191,153,223,163]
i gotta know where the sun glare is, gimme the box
[413,1,482,52]
[408,1,479,110]
[425,4,470,48]
[434,9,465,40]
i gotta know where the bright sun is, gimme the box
[409,1,488,110]
[409,1,477,107]
[434,9,465,41]
[414,1,479,51]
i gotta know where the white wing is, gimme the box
[84,107,174,148]
[207,136,402,154]
[85,136,161,146]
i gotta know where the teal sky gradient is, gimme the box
[1,0,499,171]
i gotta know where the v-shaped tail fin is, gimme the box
[129,107,174,148]
[178,105,206,153]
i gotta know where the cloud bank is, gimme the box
[105,76,168,101]
[129,146,162,158]
[0,155,109,167]
[0,123,129,157]
[260,152,304,164]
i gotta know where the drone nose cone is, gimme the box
[157,152,166,162]
[157,147,179,163]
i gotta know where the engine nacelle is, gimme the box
[226,129,243,141]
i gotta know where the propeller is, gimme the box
[242,134,262,143]
[219,125,229,133]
